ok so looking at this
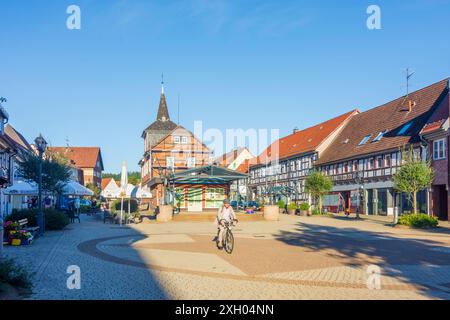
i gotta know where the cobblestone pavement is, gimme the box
[4,214,450,300]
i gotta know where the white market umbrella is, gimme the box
[4,180,38,195]
[133,185,152,199]
[100,179,121,199]
[62,181,94,196]
[119,161,128,226]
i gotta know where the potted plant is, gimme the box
[287,203,297,215]
[277,200,286,214]
[299,203,310,216]
[8,230,33,246]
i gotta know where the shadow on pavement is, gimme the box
[274,221,450,299]
[62,213,169,299]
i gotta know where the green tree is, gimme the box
[305,171,333,213]
[17,153,72,196]
[393,149,434,214]
[86,183,100,198]
[103,171,141,185]
[127,172,141,185]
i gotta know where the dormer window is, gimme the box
[359,135,371,146]
[181,136,188,144]
[372,130,387,142]
[398,121,413,135]
[173,136,180,144]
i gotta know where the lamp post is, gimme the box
[354,171,364,220]
[357,185,364,220]
[34,134,47,236]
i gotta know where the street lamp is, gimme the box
[34,134,47,236]
[354,171,364,220]
[357,185,364,220]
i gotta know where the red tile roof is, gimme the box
[101,177,114,191]
[214,148,248,167]
[421,91,449,135]
[252,110,358,166]
[236,159,250,174]
[5,124,32,152]
[48,147,103,169]
[317,79,449,165]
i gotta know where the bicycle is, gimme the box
[217,219,238,254]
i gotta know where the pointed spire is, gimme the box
[157,75,170,122]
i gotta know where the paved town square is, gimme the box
[2,1,450,307]
[4,214,450,300]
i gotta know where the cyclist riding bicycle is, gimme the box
[216,199,237,250]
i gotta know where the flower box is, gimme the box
[11,239,22,246]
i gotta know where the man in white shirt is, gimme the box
[216,199,237,250]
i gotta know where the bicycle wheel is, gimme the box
[224,229,234,254]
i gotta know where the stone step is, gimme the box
[173,213,264,222]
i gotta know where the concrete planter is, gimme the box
[300,210,309,216]
[288,209,296,215]
[157,205,173,223]
[264,205,280,221]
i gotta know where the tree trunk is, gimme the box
[318,195,322,213]
[413,191,417,214]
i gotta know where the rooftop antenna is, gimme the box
[406,68,415,97]
[0,97,7,104]
[402,68,416,111]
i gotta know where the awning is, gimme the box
[4,180,38,195]
[169,165,248,185]
[62,181,94,196]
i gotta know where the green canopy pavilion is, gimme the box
[168,165,248,212]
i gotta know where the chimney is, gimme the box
[293,127,299,134]
[408,100,416,112]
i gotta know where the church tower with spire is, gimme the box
[141,77,178,152]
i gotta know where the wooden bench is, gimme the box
[67,210,81,223]
[103,211,115,224]
[18,218,40,238]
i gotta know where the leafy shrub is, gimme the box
[0,258,33,294]
[311,208,321,215]
[79,205,90,213]
[111,199,138,214]
[287,203,297,210]
[277,200,285,209]
[299,203,310,211]
[398,213,438,228]
[8,208,69,231]
[44,209,70,230]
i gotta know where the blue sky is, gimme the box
[1,0,449,173]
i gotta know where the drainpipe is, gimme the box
[419,134,431,216]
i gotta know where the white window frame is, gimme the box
[433,139,447,160]
[187,157,196,168]
[173,136,181,144]
[359,135,371,146]
[181,136,188,144]
[166,157,175,168]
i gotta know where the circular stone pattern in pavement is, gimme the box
[77,233,450,292]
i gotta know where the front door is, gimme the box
[433,185,449,221]
[187,187,203,212]
[367,189,374,215]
